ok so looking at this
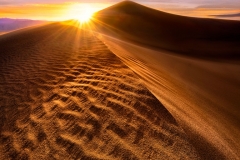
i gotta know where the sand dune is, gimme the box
[93,1,240,59]
[91,1,240,159]
[0,23,200,159]
[96,35,240,159]
[1,1,240,159]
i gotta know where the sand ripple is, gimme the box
[0,24,199,159]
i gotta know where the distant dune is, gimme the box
[0,18,50,33]
[93,1,240,59]
[0,32,7,35]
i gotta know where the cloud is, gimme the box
[1,0,239,8]
[0,0,239,20]
[0,2,110,21]
[196,2,240,9]
[0,0,15,5]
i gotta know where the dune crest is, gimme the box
[0,23,200,159]
[91,1,240,159]
[93,1,240,59]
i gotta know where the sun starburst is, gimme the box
[68,4,95,23]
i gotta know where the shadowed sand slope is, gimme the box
[91,1,240,159]
[92,1,240,59]
[97,35,240,159]
[0,23,199,159]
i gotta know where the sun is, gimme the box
[77,9,94,22]
[68,4,95,23]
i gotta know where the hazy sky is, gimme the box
[1,0,240,7]
[0,0,239,20]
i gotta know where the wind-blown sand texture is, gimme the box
[1,1,240,159]
[96,35,240,160]
[0,23,199,159]
[92,1,240,159]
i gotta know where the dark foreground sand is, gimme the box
[0,23,199,159]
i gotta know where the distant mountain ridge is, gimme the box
[0,18,50,32]
[211,12,240,18]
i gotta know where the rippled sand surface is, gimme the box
[0,23,199,159]
[91,1,240,159]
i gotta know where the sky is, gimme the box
[0,0,240,21]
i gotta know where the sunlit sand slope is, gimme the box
[0,23,199,159]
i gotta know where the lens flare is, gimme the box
[68,4,95,23]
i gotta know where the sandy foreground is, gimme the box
[0,23,200,159]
